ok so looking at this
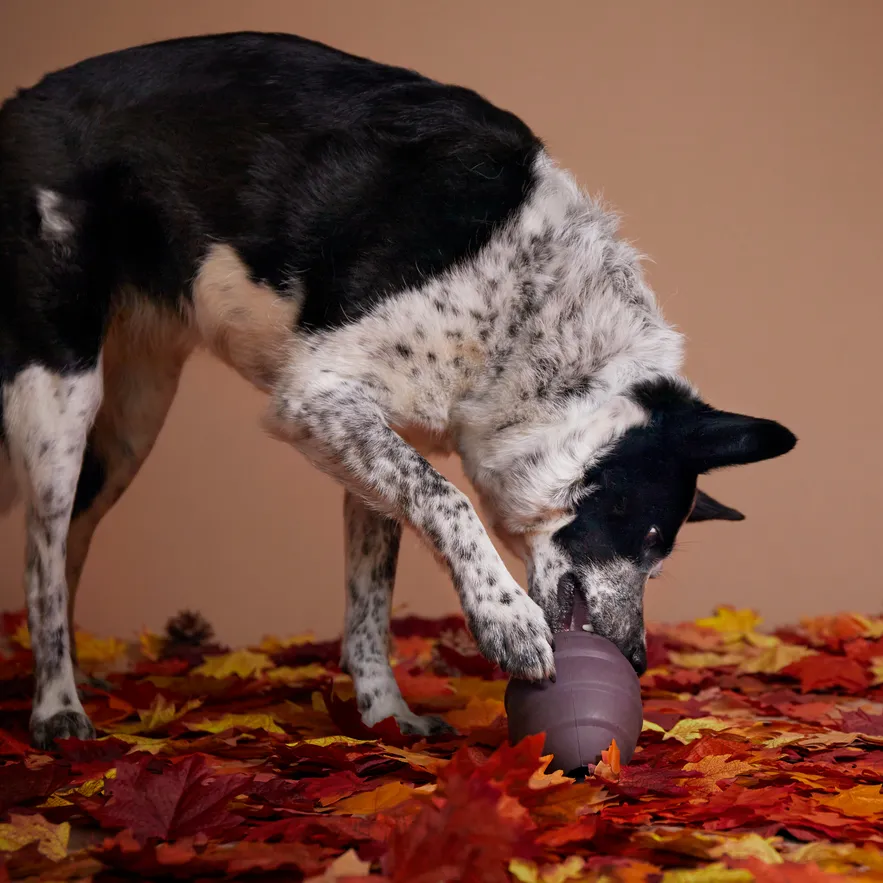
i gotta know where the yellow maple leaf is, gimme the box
[192,650,273,679]
[100,733,168,754]
[510,856,586,883]
[332,781,416,814]
[696,606,762,638]
[763,732,807,749]
[445,697,505,729]
[40,768,118,807]
[818,784,883,818]
[257,632,317,654]
[870,656,883,686]
[304,849,373,882]
[291,735,373,748]
[635,828,722,858]
[265,664,330,685]
[789,841,883,872]
[710,833,783,864]
[642,719,665,734]
[853,615,883,639]
[75,630,127,665]
[139,630,165,661]
[662,717,732,744]
[661,865,753,883]
[0,814,70,861]
[683,755,755,793]
[113,696,202,735]
[668,651,743,669]
[596,738,621,780]
[11,622,31,649]
[454,677,508,702]
[384,745,448,774]
[530,781,610,823]
[184,712,285,734]
[738,643,816,674]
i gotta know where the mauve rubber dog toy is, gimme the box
[504,597,643,775]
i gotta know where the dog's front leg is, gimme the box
[342,490,451,734]
[266,379,555,696]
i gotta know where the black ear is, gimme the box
[685,410,797,473]
[688,489,745,523]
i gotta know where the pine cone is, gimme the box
[164,610,214,647]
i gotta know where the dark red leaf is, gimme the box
[91,754,252,840]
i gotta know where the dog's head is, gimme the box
[492,377,796,674]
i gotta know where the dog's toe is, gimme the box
[31,710,96,750]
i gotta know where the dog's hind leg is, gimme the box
[342,490,452,735]
[64,303,193,666]
[3,363,103,748]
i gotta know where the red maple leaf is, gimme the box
[324,688,419,747]
[844,636,883,663]
[0,761,70,814]
[836,708,883,737]
[605,763,699,798]
[782,654,871,693]
[91,754,252,840]
[382,773,535,883]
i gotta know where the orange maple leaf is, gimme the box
[683,754,755,794]
[817,784,883,818]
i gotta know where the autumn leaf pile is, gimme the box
[3,606,883,882]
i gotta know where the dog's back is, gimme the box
[0,31,540,341]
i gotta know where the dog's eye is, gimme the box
[643,525,663,553]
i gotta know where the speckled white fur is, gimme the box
[2,364,103,745]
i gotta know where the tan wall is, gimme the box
[1,0,881,645]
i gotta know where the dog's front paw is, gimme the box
[395,712,456,737]
[468,588,555,682]
[361,697,455,737]
[31,710,95,750]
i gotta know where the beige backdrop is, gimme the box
[1,0,881,645]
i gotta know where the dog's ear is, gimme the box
[688,489,745,523]
[685,410,796,473]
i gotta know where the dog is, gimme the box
[0,31,796,748]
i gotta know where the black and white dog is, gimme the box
[0,32,796,748]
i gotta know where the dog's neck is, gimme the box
[452,154,685,532]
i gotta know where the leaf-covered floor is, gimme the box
[2,607,883,882]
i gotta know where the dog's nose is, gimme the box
[628,644,647,676]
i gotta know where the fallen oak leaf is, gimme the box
[90,754,252,840]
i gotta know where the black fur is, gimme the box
[555,377,796,567]
[0,30,541,381]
